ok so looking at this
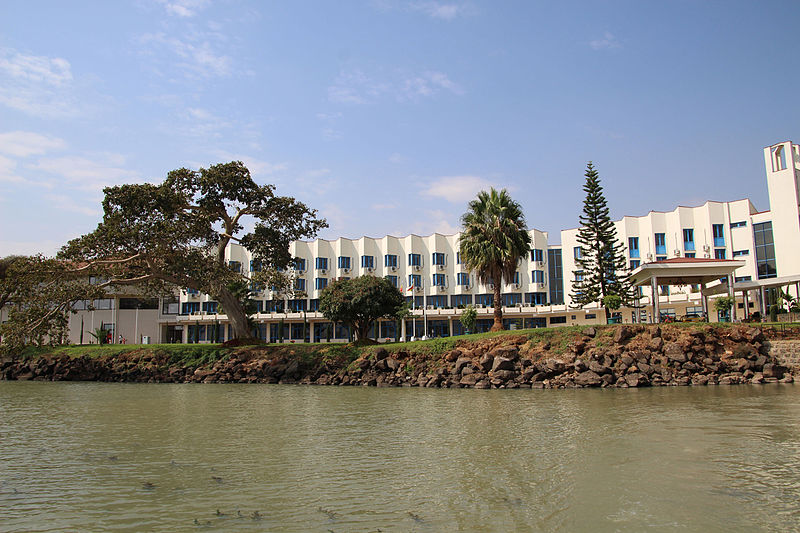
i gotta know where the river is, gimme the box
[1,382,799,532]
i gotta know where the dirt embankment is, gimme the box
[1,325,796,388]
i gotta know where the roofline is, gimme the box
[294,228,548,244]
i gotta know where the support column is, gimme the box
[401,318,407,342]
[700,282,708,321]
[651,276,660,323]
[743,291,749,320]
[728,279,737,322]
[759,286,766,320]
[448,317,453,337]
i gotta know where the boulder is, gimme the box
[454,357,472,374]
[625,373,648,387]
[583,327,597,338]
[574,370,602,387]
[490,345,519,361]
[491,356,516,372]
[588,360,610,374]
[375,348,389,360]
[459,374,479,386]
[479,353,494,372]
[614,326,633,343]
[663,342,688,363]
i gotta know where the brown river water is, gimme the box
[1,382,799,532]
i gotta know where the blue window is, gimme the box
[714,248,726,259]
[732,250,749,257]
[450,294,472,307]
[456,252,461,264]
[628,237,639,258]
[574,246,582,259]
[294,278,306,291]
[338,256,351,269]
[432,273,446,286]
[315,257,328,270]
[654,233,666,255]
[735,276,752,282]
[713,224,725,247]
[659,285,670,296]
[475,293,493,307]
[432,252,446,266]
[513,271,520,284]
[683,229,695,251]
[525,292,547,305]
[754,221,777,279]
[186,288,199,296]
[288,299,306,312]
[656,256,667,262]
[385,275,398,287]
[457,272,470,286]
[250,282,263,292]
[409,274,421,287]
[361,255,374,268]
[426,295,448,308]
[250,259,262,272]
[294,258,306,271]
[685,253,695,258]
[730,221,747,229]
[629,260,640,270]
[309,299,320,311]
[228,260,242,273]
[181,302,200,315]
[575,270,584,282]
[502,293,522,306]
[531,249,544,262]
[408,253,421,266]
[384,254,397,267]
[531,270,544,283]
[315,277,328,290]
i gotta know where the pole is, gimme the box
[651,275,660,323]
[135,305,139,344]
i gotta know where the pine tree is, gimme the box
[569,162,632,321]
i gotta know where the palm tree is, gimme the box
[459,188,531,331]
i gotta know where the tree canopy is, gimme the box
[458,188,531,331]
[319,275,405,341]
[59,161,326,340]
[569,162,632,320]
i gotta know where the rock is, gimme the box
[625,373,645,387]
[479,353,494,372]
[459,374,479,386]
[573,359,588,372]
[454,357,472,374]
[570,341,586,355]
[386,357,400,371]
[491,369,516,381]
[691,375,709,386]
[545,359,565,374]
[620,355,635,366]
[637,362,653,375]
[574,370,602,387]
[583,327,597,338]
[763,363,786,379]
[491,356,516,372]
[614,326,633,343]
[588,360,610,374]
[490,345,519,361]
[475,380,491,389]
[663,342,688,363]
[375,348,389,360]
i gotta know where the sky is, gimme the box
[2,0,800,256]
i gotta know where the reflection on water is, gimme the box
[1,383,799,532]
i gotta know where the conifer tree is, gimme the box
[569,162,632,321]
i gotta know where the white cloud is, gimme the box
[371,202,398,210]
[590,31,621,50]
[388,153,406,164]
[328,68,463,104]
[0,155,25,184]
[138,33,232,78]
[31,153,140,192]
[410,2,468,20]
[45,193,102,217]
[406,209,460,236]
[156,0,210,17]
[0,131,66,157]
[210,151,288,178]
[0,48,82,118]
[421,175,495,203]
[0,239,65,257]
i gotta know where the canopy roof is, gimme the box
[703,273,800,295]
[628,258,746,287]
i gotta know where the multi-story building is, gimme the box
[3,141,799,344]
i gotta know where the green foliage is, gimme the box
[602,294,622,310]
[459,305,478,333]
[88,328,108,345]
[569,163,633,317]
[58,161,326,340]
[459,188,531,331]
[769,304,779,322]
[319,276,405,340]
[713,296,736,314]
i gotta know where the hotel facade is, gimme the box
[7,141,798,345]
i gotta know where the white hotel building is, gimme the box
[33,141,800,344]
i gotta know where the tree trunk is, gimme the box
[491,282,503,331]
[215,287,254,340]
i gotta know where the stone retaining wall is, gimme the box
[767,340,800,369]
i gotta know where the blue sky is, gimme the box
[2,0,800,256]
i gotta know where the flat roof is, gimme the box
[629,258,746,286]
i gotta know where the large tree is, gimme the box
[59,161,326,340]
[569,162,632,321]
[319,275,405,341]
[458,188,531,331]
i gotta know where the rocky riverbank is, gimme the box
[1,325,797,388]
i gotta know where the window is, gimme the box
[525,292,547,305]
[730,221,747,229]
[629,260,640,270]
[309,299,320,311]
[574,270,584,282]
[475,293,493,307]
[659,285,670,296]
[288,299,306,312]
[732,249,749,257]
[315,277,328,290]
[513,271,520,285]
[457,272,470,286]
[202,301,218,313]
[714,249,726,259]
[531,249,544,262]
[119,298,158,310]
[181,302,200,315]
[384,254,398,267]
[713,224,725,247]
[432,252,445,266]
[682,229,695,251]
[162,299,179,315]
[550,316,567,324]
[628,237,639,258]
[753,221,777,279]
[426,295,448,308]
[360,255,374,268]
[338,256,351,269]
[531,270,545,283]
[250,259,263,272]
[735,276,752,282]
[502,293,522,307]
[229,260,242,273]
[684,253,695,258]
[408,274,421,287]
[294,278,306,291]
[294,258,306,271]
[772,144,787,171]
[385,275,398,287]
[186,287,199,295]
[432,273,446,286]
[315,257,328,270]
[456,252,461,264]
[586,313,596,319]
[654,233,666,255]
[574,246,582,259]
[450,294,472,307]
[93,298,114,310]
[408,253,421,266]
[656,256,667,262]
[548,249,564,305]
